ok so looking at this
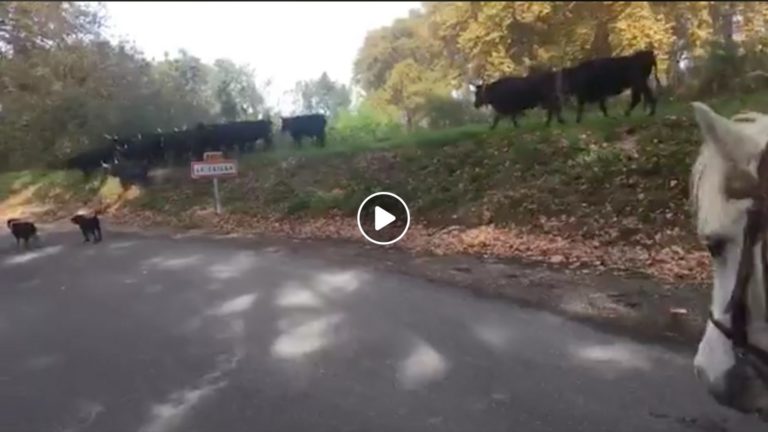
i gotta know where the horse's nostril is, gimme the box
[706,237,727,257]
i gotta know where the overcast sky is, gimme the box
[103,1,420,112]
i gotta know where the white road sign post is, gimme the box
[191,152,238,215]
[212,177,222,214]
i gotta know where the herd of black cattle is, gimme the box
[60,49,661,186]
[471,49,661,128]
[60,113,328,184]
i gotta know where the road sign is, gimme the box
[190,160,238,179]
[190,158,238,215]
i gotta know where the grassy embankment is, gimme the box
[2,92,768,281]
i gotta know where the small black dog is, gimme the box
[7,218,39,248]
[70,212,102,243]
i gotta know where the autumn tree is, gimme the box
[353,8,447,93]
[293,72,351,120]
[0,2,272,169]
[378,59,452,129]
[357,1,768,103]
[0,2,105,57]
[210,59,265,122]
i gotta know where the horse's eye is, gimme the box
[706,237,727,258]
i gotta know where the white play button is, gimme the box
[357,192,411,246]
[374,206,396,231]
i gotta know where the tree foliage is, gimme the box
[211,59,266,122]
[0,1,269,169]
[0,2,105,57]
[353,1,768,123]
[353,9,447,93]
[293,72,351,120]
[379,59,451,129]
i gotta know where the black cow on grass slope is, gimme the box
[562,49,661,123]
[162,128,196,165]
[281,114,327,147]
[205,120,273,155]
[111,132,166,166]
[471,70,565,129]
[101,159,150,189]
[63,144,117,178]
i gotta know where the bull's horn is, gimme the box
[101,161,110,168]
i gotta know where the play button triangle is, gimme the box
[374,206,396,231]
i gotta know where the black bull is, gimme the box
[472,71,565,129]
[110,133,165,165]
[200,120,273,155]
[281,114,327,147]
[472,49,661,128]
[100,160,149,189]
[113,120,273,165]
[63,144,117,177]
[564,49,661,123]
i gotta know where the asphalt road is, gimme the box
[1,229,765,432]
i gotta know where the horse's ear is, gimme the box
[692,102,763,167]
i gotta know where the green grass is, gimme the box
[0,169,100,202]
[0,170,45,198]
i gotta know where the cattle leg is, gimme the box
[599,99,610,118]
[556,106,566,124]
[625,88,642,117]
[317,132,326,148]
[511,114,519,128]
[545,103,566,126]
[490,114,501,130]
[640,84,657,116]
[292,134,302,148]
[576,98,586,123]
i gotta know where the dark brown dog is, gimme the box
[7,218,39,248]
[70,213,102,243]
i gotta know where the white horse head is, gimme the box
[690,102,768,417]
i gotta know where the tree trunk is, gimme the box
[404,111,413,130]
[666,14,689,90]
[590,20,612,58]
[710,3,736,53]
